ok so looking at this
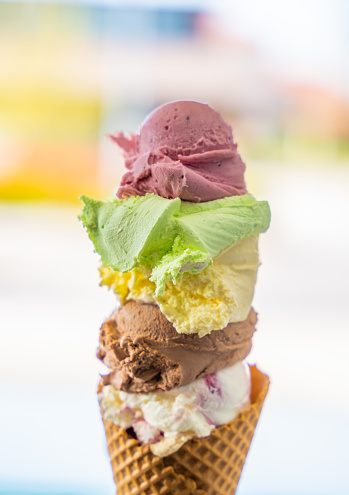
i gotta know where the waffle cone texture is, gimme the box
[100,365,269,495]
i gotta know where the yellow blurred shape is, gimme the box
[0,87,100,140]
[0,83,101,201]
[0,140,99,202]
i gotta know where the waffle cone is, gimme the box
[101,365,269,495]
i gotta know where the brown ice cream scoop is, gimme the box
[98,300,257,393]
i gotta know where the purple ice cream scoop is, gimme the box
[110,101,248,202]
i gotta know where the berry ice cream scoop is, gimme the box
[111,101,247,202]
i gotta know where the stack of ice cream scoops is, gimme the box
[80,101,271,494]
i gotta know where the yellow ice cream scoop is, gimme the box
[100,236,259,337]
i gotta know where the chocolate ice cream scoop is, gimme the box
[98,300,257,393]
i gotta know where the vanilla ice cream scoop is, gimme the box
[99,361,251,457]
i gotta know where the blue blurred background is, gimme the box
[0,1,348,494]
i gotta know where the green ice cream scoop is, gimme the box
[79,193,270,294]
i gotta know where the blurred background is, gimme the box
[0,0,348,494]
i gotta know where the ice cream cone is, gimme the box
[100,365,269,495]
